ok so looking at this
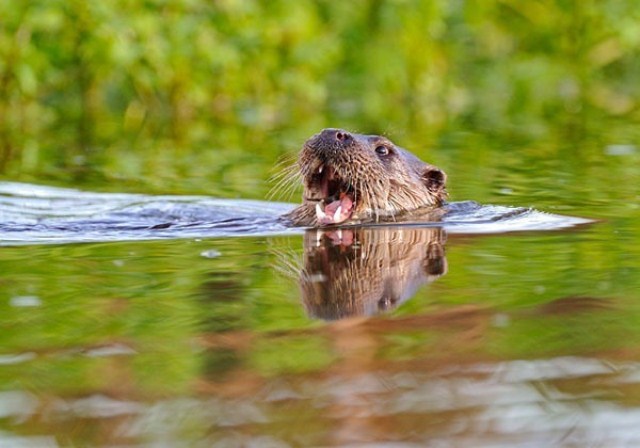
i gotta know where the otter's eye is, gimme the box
[375,145,389,156]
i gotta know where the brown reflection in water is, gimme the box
[531,295,616,315]
[192,298,640,446]
[3,293,633,446]
[299,226,447,320]
[3,234,633,446]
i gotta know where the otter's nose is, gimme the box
[320,128,353,145]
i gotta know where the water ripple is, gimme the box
[0,182,592,245]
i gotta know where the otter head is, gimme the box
[282,129,447,227]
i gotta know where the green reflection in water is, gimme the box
[0,224,639,444]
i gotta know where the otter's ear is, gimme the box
[421,166,447,194]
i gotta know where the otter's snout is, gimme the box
[317,128,353,146]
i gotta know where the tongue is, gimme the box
[317,194,354,225]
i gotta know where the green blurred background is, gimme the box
[1,0,638,200]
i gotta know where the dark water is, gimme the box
[2,179,640,446]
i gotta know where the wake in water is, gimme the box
[0,182,592,245]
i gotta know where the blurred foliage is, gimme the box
[0,0,639,193]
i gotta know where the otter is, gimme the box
[282,128,447,227]
[299,227,448,320]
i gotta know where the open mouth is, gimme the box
[308,164,355,225]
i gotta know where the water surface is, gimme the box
[2,179,640,446]
[0,182,590,245]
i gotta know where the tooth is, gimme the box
[315,202,327,221]
[333,205,342,222]
[318,165,323,174]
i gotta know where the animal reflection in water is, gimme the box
[297,227,447,320]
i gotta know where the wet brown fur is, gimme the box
[282,129,447,226]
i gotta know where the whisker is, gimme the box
[268,163,298,182]
[272,153,298,169]
[272,250,303,279]
[267,174,301,200]
[280,181,302,201]
[268,158,303,200]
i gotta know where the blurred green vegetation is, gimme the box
[0,0,639,194]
